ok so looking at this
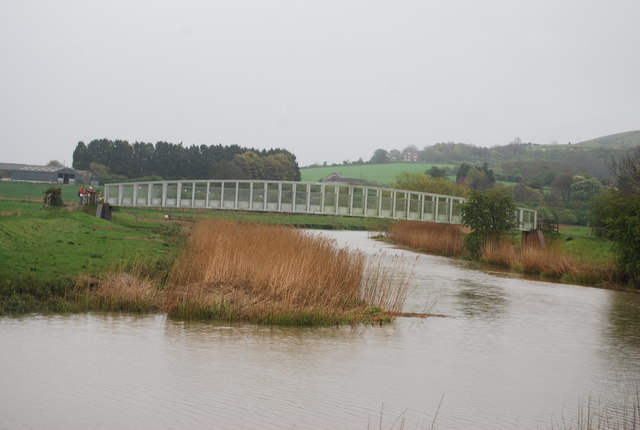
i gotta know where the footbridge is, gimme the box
[104,180,537,231]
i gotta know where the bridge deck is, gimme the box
[104,180,537,231]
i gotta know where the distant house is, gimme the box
[325,173,376,186]
[0,163,82,185]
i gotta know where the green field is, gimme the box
[300,163,456,185]
[0,200,179,283]
[0,181,95,203]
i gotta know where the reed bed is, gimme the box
[481,239,615,284]
[79,219,410,325]
[387,221,468,256]
[77,272,163,312]
[165,220,409,324]
[388,220,615,286]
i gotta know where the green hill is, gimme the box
[300,163,455,185]
[575,130,640,148]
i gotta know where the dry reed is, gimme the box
[77,272,162,312]
[388,221,615,286]
[481,239,615,284]
[164,220,410,324]
[387,221,468,256]
[80,219,410,324]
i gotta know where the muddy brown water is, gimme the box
[1,230,639,429]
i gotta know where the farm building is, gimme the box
[325,173,377,186]
[0,163,84,184]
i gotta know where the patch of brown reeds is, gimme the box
[77,272,162,312]
[387,221,469,256]
[80,219,410,325]
[164,220,410,324]
[481,239,616,285]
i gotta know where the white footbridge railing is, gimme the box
[104,180,537,231]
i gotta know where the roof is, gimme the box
[0,163,78,173]
[325,173,370,185]
[0,163,28,171]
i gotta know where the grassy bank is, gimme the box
[0,200,181,314]
[0,194,407,323]
[387,221,622,289]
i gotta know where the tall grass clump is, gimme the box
[164,219,409,324]
[387,221,468,256]
[74,253,174,312]
[480,239,616,285]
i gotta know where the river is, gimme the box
[1,230,639,429]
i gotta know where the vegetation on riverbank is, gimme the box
[0,193,406,323]
[387,220,622,289]
[161,220,408,324]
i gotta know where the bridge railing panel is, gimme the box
[104,180,536,231]
[208,183,222,208]
[151,183,162,205]
[408,194,421,220]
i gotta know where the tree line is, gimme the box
[72,139,301,183]
[592,146,640,286]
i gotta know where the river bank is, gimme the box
[0,199,403,323]
[385,220,635,292]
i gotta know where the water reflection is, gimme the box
[606,291,640,353]
[455,279,508,318]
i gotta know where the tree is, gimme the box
[592,146,640,286]
[393,172,468,197]
[551,173,573,202]
[46,160,63,168]
[425,166,448,178]
[369,149,390,164]
[570,177,606,202]
[72,141,89,170]
[233,151,263,179]
[460,189,516,257]
[456,163,472,184]
[610,145,640,194]
[507,184,543,202]
[388,149,402,162]
[88,162,112,183]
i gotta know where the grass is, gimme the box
[123,206,387,231]
[0,180,95,203]
[0,201,179,282]
[300,163,456,185]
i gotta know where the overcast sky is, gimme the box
[1,0,639,167]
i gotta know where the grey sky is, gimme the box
[1,0,639,167]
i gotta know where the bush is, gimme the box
[43,187,64,207]
[461,189,516,257]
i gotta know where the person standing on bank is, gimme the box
[78,186,85,204]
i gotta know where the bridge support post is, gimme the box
[522,229,546,249]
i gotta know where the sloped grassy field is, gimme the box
[0,201,179,284]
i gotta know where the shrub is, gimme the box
[43,187,64,207]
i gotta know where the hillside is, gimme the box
[300,163,455,185]
[574,130,640,148]
[303,131,640,185]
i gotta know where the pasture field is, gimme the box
[300,163,456,185]
[0,180,92,202]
